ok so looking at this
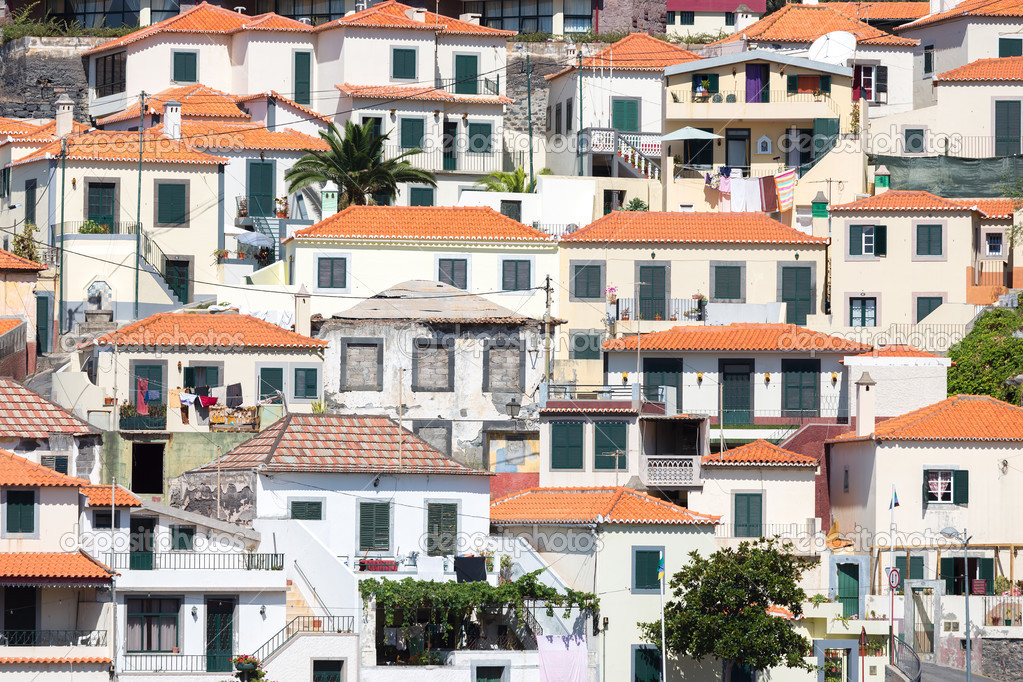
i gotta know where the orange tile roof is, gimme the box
[97,85,251,126]
[0,117,42,136]
[0,657,112,665]
[3,120,91,143]
[0,378,95,437]
[561,211,828,245]
[829,394,1023,442]
[158,122,328,152]
[11,130,226,168]
[0,319,22,336]
[86,312,327,350]
[0,449,88,487]
[898,0,1023,30]
[85,2,312,55]
[80,484,142,508]
[319,0,514,36]
[830,190,981,214]
[0,551,113,581]
[235,91,333,125]
[702,439,818,466]
[852,344,940,358]
[712,4,917,46]
[335,83,513,105]
[603,323,871,353]
[289,205,555,243]
[546,33,701,80]
[766,605,796,619]
[829,1,930,21]
[490,486,721,525]
[936,56,1023,82]
[962,197,1017,219]
[0,248,44,271]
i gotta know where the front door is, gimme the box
[165,259,189,304]
[745,64,769,103]
[781,266,812,325]
[912,587,935,654]
[87,182,116,228]
[206,599,234,672]
[454,54,479,94]
[35,295,49,355]
[836,563,859,618]
[644,357,683,408]
[130,517,155,570]
[443,121,458,171]
[725,130,750,171]
[995,100,1021,156]
[3,586,36,645]
[721,361,753,425]
[247,161,274,218]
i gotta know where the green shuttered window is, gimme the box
[400,118,425,149]
[734,493,762,537]
[295,368,318,399]
[502,260,530,290]
[392,48,416,79]
[6,490,35,533]
[593,421,627,470]
[359,502,390,552]
[551,422,583,469]
[468,123,492,153]
[633,549,660,590]
[290,500,323,520]
[611,99,639,133]
[259,367,284,401]
[571,333,601,360]
[714,265,741,300]
[317,257,346,289]
[894,555,923,591]
[294,52,311,105]
[156,183,186,225]
[171,526,195,550]
[426,503,457,556]
[573,265,600,299]
[438,259,467,289]
[172,52,197,83]
[916,224,942,256]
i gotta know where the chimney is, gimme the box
[163,100,182,140]
[55,94,74,138]
[459,12,481,24]
[295,284,311,338]
[321,189,338,218]
[406,6,426,21]
[873,165,891,195]
[855,371,877,437]
[929,0,942,15]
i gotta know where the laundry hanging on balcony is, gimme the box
[775,168,797,212]
[135,378,149,416]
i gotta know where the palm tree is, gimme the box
[285,120,436,207]
[474,166,530,193]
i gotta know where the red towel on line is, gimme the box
[760,176,779,213]
[198,396,218,407]
[136,378,149,416]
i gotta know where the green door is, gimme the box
[638,265,666,320]
[836,563,859,617]
[612,99,639,133]
[644,357,683,408]
[734,493,762,537]
[206,599,234,672]
[87,182,116,228]
[721,361,752,425]
[782,359,819,418]
[454,54,479,94]
[129,517,154,570]
[781,266,812,325]
[259,367,284,401]
[634,646,661,682]
[165,260,189,304]
[313,661,344,682]
[995,101,1021,156]
[895,555,924,591]
[35,295,48,355]
[294,51,311,105]
[813,118,840,160]
[133,364,163,410]
[247,161,275,218]
[442,121,458,170]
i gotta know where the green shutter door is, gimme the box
[953,470,969,504]
[836,563,859,617]
[781,266,812,325]
[6,490,34,533]
[813,118,840,159]
[612,99,639,132]
[206,601,233,672]
[721,362,752,425]
[644,358,683,410]
[165,260,189,304]
[454,54,479,94]
[35,295,49,355]
[638,265,666,319]
[359,502,390,552]
[259,367,284,400]
[87,182,116,228]
[551,422,583,469]
[940,557,956,594]
[24,180,35,226]
[157,184,186,225]
[426,503,457,556]
[995,101,1021,156]
[294,52,311,105]
[734,493,762,537]
[978,558,994,595]
[782,359,819,417]
[593,422,627,470]
[134,364,163,408]
[247,161,274,218]
[895,556,925,591]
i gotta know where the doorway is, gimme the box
[3,586,36,645]
[87,182,116,228]
[131,442,165,494]
[206,598,235,672]
[781,265,812,325]
[720,360,753,425]
[725,129,750,172]
[129,517,155,570]
[247,161,274,217]
[165,259,190,304]
[836,563,859,618]
[443,121,458,171]
[644,357,683,409]
[745,64,770,103]
[911,587,935,654]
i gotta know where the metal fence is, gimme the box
[106,552,285,570]
[435,76,500,96]
[892,635,922,682]
[54,221,139,236]
[251,615,355,663]
[0,629,107,646]
[982,595,1023,626]
[120,654,210,672]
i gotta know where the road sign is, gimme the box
[888,567,901,590]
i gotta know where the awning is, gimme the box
[661,127,724,142]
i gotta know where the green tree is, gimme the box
[623,197,649,212]
[639,539,814,682]
[474,166,530,193]
[947,304,1023,402]
[12,221,38,263]
[284,120,436,208]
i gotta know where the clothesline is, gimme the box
[702,167,796,213]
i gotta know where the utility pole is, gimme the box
[135,91,145,320]
[58,137,66,334]
[544,275,552,381]
[577,51,583,176]
[526,53,534,191]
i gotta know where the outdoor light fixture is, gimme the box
[71,178,77,189]
[650,251,656,260]
[941,526,973,682]
[505,397,521,419]
[260,605,266,616]
[764,372,771,384]
[191,606,198,618]
[697,372,704,384]
[831,372,838,384]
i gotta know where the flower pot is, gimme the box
[485,557,494,572]
[171,646,179,654]
[235,661,257,672]
[276,212,288,218]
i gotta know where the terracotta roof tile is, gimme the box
[766,605,796,619]
[490,486,721,525]
[712,4,917,46]
[603,323,871,353]
[561,211,827,245]
[97,85,251,126]
[0,658,112,665]
[11,130,226,168]
[0,551,113,581]
[84,2,312,55]
[936,56,1023,82]
[335,83,512,105]
[290,205,555,242]
[0,117,42,136]
[157,122,328,152]
[853,344,940,358]
[319,0,514,35]
[235,91,332,124]
[0,248,44,271]
[829,1,930,21]
[0,378,94,437]
[898,0,1023,30]
[828,394,1023,442]
[702,439,818,466]
[830,190,979,213]
[80,484,142,508]
[2,120,91,143]
[86,312,326,350]
[546,33,701,80]
[961,197,1016,219]
[0,449,89,487]
[0,319,23,336]
[200,414,487,475]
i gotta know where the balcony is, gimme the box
[0,629,107,647]
[119,414,167,431]
[613,297,705,322]
[435,76,501,97]
[541,382,680,416]
[382,143,503,175]
[106,552,284,570]
[640,455,701,487]
[121,654,221,673]
[581,128,661,180]
[53,220,140,237]
[666,89,841,122]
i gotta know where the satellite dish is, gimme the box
[808,31,857,65]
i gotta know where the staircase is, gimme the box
[251,216,279,262]
[616,135,661,180]
[252,615,356,665]
[285,579,315,621]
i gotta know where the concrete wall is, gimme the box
[843,355,950,418]
[688,465,818,537]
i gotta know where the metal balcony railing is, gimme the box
[714,522,815,539]
[982,595,1023,626]
[382,144,503,174]
[54,221,139,236]
[121,654,212,672]
[435,75,500,96]
[613,297,705,322]
[250,616,355,663]
[0,629,107,646]
[106,552,285,570]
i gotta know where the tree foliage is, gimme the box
[639,539,815,682]
[12,221,38,263]
[474,166,530,193]
[284,120,436,208]
[947,302,1023,403]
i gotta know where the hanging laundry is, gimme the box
[198,395,219,408]
[168,389,181,409]
[135,378,149,416]
[180,407,189,425]
[211,386,227,403]
[761,176,779,213]
[747,178,763,212]
[226,383,243,408]
[719,175,731,194]
[705,173,712,185]
[178,392,197,406]
[144,389,160,402]
[731,177,748,212]
[775,168,797,212]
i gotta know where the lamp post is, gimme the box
[941,526,972,682]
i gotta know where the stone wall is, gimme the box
[979,638,1023,680]
[168,469,258,525]
[487,346,522,392]
[413,342,452,391]
[343,342,381,390]
[0,37,107,121]
[596,0,667,34]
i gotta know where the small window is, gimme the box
[259,367,284,401]
[916,224,942,256]
[905,128,925,153]
[6,490,35,534]
[502,260,530,291]
[573,264,601,299]
[40,454,68,474]
[666,10,676,23]
[290,500,323,520]
[317,257,347,289]
[1000,37,1023,57]
[987,233,1004,256]
[679,10,694,24]
[426,502,458,557]
[555,102,562,134]
[392,48,416,79]
[566,97,574,131]
[850,297,877,327]
[551,422,583,469]
[925,470,953,503]
[171,525,195,550]
[439,258,467,289]
[94,510,117,529]
[183,365,219,391]
[413,339,453,392]
[714,265,741,300]
[341,341,382,391]
[923,45,934,75]
[849,225,887,256]
[917,296,942,323]
[475,666,504,682]
[843,466,849,493]
[127,598,180,652]
[155,183,187,226]
[295,368,318,399]
[95,51,126,98]
[409,187,434,206]
[725,11,735,25]
[313,660,344,682]
[359,502,390,552]
[294,51,312,105]
[499,199,522,222]
[632,548,661,592]
[545,105,551,132]
[594,421,627,470]
[400,118,425,149]
[571,332,601,360]
[468,122,492,153]
[172,51,197,83]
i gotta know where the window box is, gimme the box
[120,414,167,430]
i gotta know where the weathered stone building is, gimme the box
[0,37,105,121]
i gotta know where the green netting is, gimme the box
[870,154,1023,197]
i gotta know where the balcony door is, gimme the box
[129,517,155,570]
[87,182,116,229]
[995,100,1021,157]
[443,121,458,171]
[781,265,812,325]
[725,129,749,172]
[644,357,683,409]
[637,265,666,320]
[206,599,235,672]
[3,586,36,645]
[247,160,275,218]
[454,54,479,95]
[720,360,753,425]
[744,64,769,103]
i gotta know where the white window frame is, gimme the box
[987,232,1004,256]
[926,469,953,503]
[859,65,875,102]
[861,226,875,255]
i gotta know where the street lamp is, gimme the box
[941,526,973,682]
[505,397,521,419]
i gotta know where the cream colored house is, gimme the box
[554,210,829,385]
[665,0,763,38]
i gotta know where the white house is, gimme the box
[665,0,763,38]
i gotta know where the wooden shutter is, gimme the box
[468,123,492,153]
[6,490,34,533]
[1000,38,1023,57]
[593,421,627,470]
[502,261,516,290]
[359,502,390,552]
[707,73,719,92]
[294,52,311,105]
[574,265,600,299]
[247,161,274,217]
[173,52,197,82]
[874,225,887,256]
[612,99,639,133]
[427,503,457,556]
[157,184,186,225]
[454,54,479,94]
[24,180,35,226]
[819,75,831,94]
[940,557,955,594]
[953,469,969,504]
[995,101,1022,156]
[876,66,888,94]
[639,265,666,319]
[172,526,194,550]
[978,558,995,595]
[291,501,322,520]
[735,493,762,537]
[895,555,908,591]
[787,74,798,94]
[813,117,839,158]
[714,266,741,299]
[634,550,659,590]
[551,422,583,469]
[259,367,283,400]
[400,119,424,149]
[392,49,415,79]
[849,226,863,256]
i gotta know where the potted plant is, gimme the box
[232,654,260,673]
[654,313,662,320]
[604,285,618,304]
[213,248,230,262]
[620,307,630,321]
[480,547,495,572]
[274,196,289,219]
[813,88,825,102]
[79,220,110,234]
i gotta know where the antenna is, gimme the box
[233,6,246,13]
[807,31,857,65]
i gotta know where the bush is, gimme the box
[78,220,109,234]
[0,3,138,43]
[12,221,38,262]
